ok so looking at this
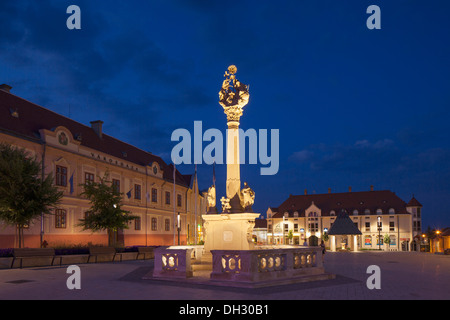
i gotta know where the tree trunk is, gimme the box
[16,225,23,248]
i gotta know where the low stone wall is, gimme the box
[153,247,193,279]
[210,247,333,286]
[168,245,204,262]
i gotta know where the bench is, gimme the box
[136,246,155,260]
[11,248,62,269]
[87,246,122,263]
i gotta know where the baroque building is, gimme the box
[267,187,423,251]
[0,84,205,248]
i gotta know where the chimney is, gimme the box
[90,120,104,138]
[328,188,331,194]
[370,185,374,191]
[0,84,12,93]
[304,189,307,195]
[348,186,352,192]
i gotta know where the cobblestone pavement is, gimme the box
[0,251,448,300]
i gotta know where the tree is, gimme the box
[0,143,63,248]
[384,234,391,250]
[78,171,136,247]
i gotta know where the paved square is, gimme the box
[0,252,448,300]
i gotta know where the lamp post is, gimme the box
[177,212,181,245]
[377,216,382,250]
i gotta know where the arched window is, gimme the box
[389,208,395,214]
[353,209,359,215]
[364,209,371,215]
[330,210,335,216]
[376,209,383,215]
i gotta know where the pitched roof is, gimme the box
[407,196,423,207]
[327,212,362,235]
[254,218,267,228]
[272,190,409,218]
[0,89,190,187]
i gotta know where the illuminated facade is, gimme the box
[0,85,205,248]
[267,188,423,251]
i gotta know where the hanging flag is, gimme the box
[69,171,74,194]
[126,188,132,199]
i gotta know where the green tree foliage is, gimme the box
[0,143,63,248]
[78,171,136,246]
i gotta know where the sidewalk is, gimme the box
[0,251,448,300]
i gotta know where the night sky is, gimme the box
[1,0,450,229]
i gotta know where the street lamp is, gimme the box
[177,212,181,245]
[377,216,382,250]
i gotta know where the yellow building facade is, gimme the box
[0,86,205,248]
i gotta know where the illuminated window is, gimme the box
[165,218,170,231]
[151,217,157,231]
[55,209,66,228]
[85,172,94,184]
[112,179,120,193]
[151,188,157,202]
[135,217,141,230]
[56,165,67,187]
[165,191,171,205]
[134,184,141,200]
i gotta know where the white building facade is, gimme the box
[267,188,423,251]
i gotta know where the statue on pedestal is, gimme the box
[240,182,255,212]
[206,185,218,214]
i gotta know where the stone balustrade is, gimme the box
[153,247,193,278]
[210,247,330,285]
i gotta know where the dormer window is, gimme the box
[330,210,336,216]
[10,108,19,118]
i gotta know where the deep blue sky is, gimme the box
[1,0,449,229]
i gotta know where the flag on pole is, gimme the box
[69,171,74,194]
[213,161,216,187]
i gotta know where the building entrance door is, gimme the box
[308,235,319,246]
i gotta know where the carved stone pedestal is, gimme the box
[201,213,260,262]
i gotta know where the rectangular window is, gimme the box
[389,221,395,231]
[294,223,298,232]
[85,172,95,184]
[112,179,120,193]
[365,222,370,232]
[55,209,67,228]
[56,165,67,187]
[134,184,141,200]
[165,191,171,205]
[151,217,157,231]
[177,194,182,207]
[151,188,158,202]
[165,218,170,231]
[135,217,141,230]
